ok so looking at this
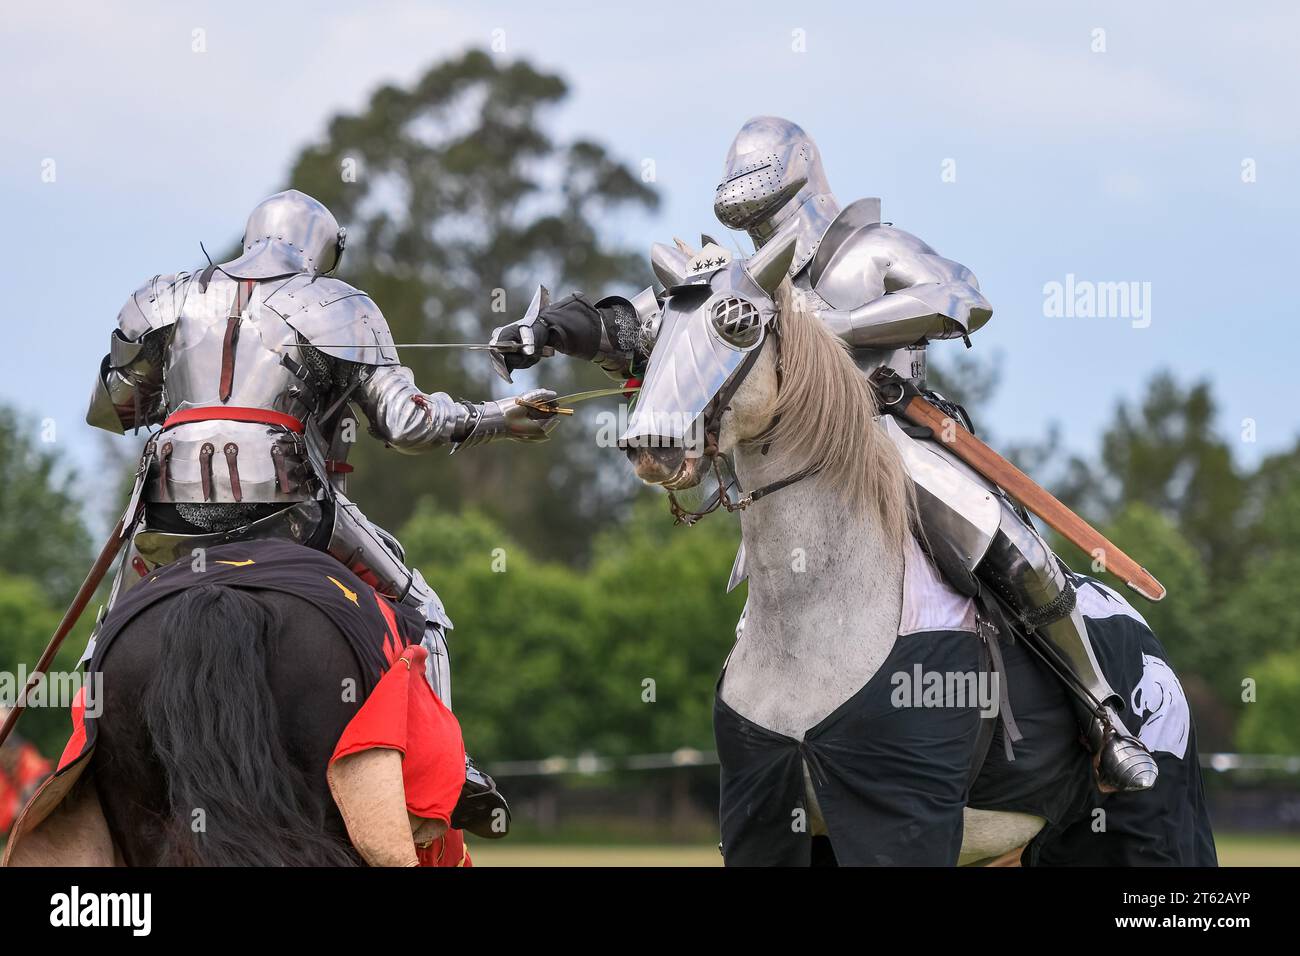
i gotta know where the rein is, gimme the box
[667,455,820,526]
[666,329,820,526]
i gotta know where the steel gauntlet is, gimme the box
[357,365,559,450]
[456,389,561,447]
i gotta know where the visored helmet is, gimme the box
[219,189,346,280]
[713,116,832,234]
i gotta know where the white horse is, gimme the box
[622,235,1043,865]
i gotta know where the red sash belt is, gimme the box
[163,406,305,433]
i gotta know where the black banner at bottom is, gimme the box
[0,864,1279,940]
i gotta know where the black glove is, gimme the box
[537,294,604,359]
[488,311,551,374]
[490,293,606,367]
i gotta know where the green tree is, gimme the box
[398,502,597,760]
[1054,373,1244,581]
[1055,502,1212,669]
[1237,440,1300,564]
[1041,374,1300,743]
[0,412,93,604]
[582,498,744,756]
[1209,479,1300,712]
[1235,651,1300,754]
[285,49,658,563]
[0,576,89,759]
[397,495,744,762]
[0,408,105,762]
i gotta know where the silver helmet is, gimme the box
[713,116,834,237]
[219,189,345,280]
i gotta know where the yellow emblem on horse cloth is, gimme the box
[327,576,360,606]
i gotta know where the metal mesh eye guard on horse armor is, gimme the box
[710,296,763,349]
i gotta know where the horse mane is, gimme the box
[145,586,359,866]
[752,279,915,546]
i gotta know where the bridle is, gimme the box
[665,323,820,526]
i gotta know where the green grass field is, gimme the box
[467,833,1300,867]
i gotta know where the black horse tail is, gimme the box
[144,585,356,866]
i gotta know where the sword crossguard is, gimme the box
[516,397,574,416]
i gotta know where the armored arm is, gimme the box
[489,287,659,382]
[86,274,187,433]
[352,365,558,452]
[272,276,560,449]
[813,228,992,348]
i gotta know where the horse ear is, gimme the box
[651,242,691,288]
[701,233,720,248]
[673,236,699,256]
[744,231,797,295]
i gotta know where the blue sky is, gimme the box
[2,0,1297,500]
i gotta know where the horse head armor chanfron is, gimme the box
[620,232,797,462]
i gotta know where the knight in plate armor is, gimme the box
[489,117,1157,793]
[87,189,561,833]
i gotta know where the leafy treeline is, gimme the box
[1046,375,1300,753]
[2,373,1297,760]
[0,416,96,757]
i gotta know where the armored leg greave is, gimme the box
[332,504,509,836]
[79,541,139,667]
[980,508,1116,704]
[978,503,1158,792]
[404,570,453,707]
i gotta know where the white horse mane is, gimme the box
[751,279,915,547]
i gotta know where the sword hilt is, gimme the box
[516,397,574,416]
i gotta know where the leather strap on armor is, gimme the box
[218,315,239,402]
[157,442,173,503]
[223,443,243,502]
[218,281,253,403]
[162,407,305,432]
[270,443,293,494]
[198,443,215,501]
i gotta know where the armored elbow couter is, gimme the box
[87,362,129,433]
[87,328,168,433]
[816,282,991,348]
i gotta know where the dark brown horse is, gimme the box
[5,538,461,868]
[94,585,364,865]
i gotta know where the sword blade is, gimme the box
[397,343,517,350]
[303,342,527,351]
